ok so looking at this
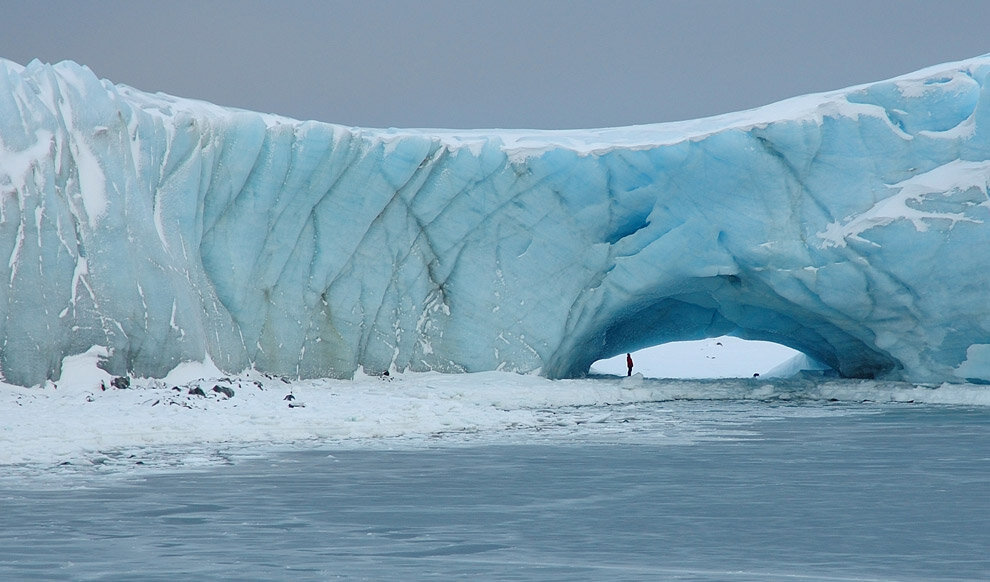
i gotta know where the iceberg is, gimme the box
[1,56,990,386]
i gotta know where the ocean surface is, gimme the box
[1,388,987,581]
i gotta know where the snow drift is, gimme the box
[2,56,990,386]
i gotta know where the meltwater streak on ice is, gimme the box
[2,57,990,385]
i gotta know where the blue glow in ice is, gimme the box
[1,56,990,385]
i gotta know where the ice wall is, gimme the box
[2,56,990,386]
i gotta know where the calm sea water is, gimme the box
[1,400,987,581]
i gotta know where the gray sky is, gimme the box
[2,1,989,129]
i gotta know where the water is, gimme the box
[1,400,987,581]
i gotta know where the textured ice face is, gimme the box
[1,56,990,386]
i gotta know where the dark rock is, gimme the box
[212,385,235,398]
[188,387,206,397]
[283,394,295,401]
[111,376,130,390]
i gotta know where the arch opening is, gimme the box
[590,336,831,379]
[548,278,902,380]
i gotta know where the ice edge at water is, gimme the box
[1,363,987,475]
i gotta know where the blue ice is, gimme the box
[1,56,990,385]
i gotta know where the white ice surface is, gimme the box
[2,349,987,468]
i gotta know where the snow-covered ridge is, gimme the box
[118,55,989,158]
[1,56,990,386]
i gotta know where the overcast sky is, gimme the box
[2,1,988,129]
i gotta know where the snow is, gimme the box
[2,56,990,387]
[818,159,990,247]
[54,345,112,390]
[67,129,108,228]
[2,348,988,468]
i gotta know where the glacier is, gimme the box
[2,56,990,387]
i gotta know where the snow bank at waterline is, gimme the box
[2,358,988,468]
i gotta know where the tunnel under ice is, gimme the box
[590,337,825,379]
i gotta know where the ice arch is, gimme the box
[553,285,895,380]
[2,57,990,386]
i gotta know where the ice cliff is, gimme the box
[2,56,990,386]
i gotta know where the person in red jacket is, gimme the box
[626,353,633,376]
